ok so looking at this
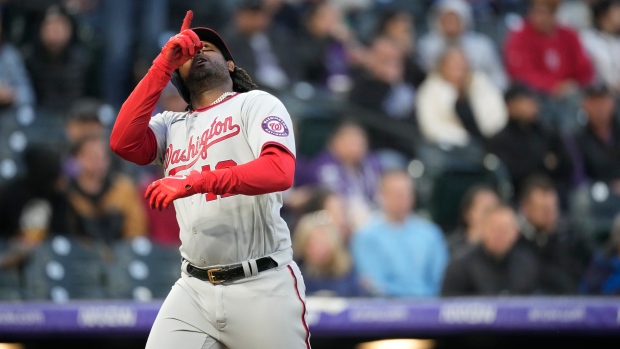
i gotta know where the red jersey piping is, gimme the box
[261,141,296,159]
[287,265,311,349]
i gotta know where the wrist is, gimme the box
[153,54,178,76]
[187,170,209,194]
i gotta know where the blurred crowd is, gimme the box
[2,0,620,301]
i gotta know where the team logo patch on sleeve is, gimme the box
[261,116,289,137]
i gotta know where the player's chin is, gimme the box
[188,65,212,81]
[190,56,209,72]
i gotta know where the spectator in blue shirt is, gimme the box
[351,170,449,297]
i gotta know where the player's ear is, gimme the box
[227,61,235,72]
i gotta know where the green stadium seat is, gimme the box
[23,236,108,302]
[107,237,180,301]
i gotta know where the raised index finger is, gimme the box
[180,10,193,32]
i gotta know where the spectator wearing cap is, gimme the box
[418,0,508,90]
[487,84,574,198]
[442,204,540,296]
[518,175,592,294]
[351,170,448,297]
[416,46,507,147]
[504,0,594,97]
[580,0,620,94]
[574,85,620,192]
[221,0,299,91]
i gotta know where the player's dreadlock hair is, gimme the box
[231,66,258,92]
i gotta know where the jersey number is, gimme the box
[202,160,238,202]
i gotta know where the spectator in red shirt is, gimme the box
[504,0,594,97]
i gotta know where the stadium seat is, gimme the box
[0,267,22,301]
[570,182,620,244]
[0,239,23,301]
[107,237,181,301]
[415,142,513,233]
[0,107,66,185]
[295,116,342,158]
[23,236,108,302]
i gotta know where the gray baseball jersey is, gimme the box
[146,90,310,349]
[148,90,296,268]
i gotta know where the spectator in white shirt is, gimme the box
[416,46,507,147]
[580,0,620,94]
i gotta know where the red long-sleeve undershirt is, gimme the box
[110,64,295,196]
[201,145,295,196]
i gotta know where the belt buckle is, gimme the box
[207,268,225,284]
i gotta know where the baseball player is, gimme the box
[109,11,310,349]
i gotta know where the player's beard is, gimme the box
[185,55,230,97]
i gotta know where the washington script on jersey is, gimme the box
[165,115,240,175]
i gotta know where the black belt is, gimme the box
[185,257,277,284]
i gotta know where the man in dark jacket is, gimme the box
[518,176,592,294]
[574,84,620,191]
[487,84,574,197]
[441,204,540,296]
[347,36,417,157]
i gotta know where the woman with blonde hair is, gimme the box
[416,45,507,147]
[293,210,361,297]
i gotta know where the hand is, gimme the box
[611,180,620,196]
[552,80,578,98]
[543,152,558,170]
[145,170,206,210]
[0,85,15,106]
[153,10,204,74]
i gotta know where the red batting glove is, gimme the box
[145,170,207,210]
[152,10,204,75]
